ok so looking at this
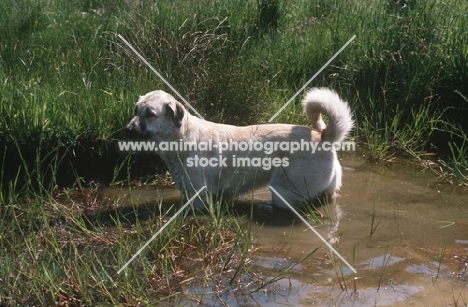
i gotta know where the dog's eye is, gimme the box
[146,108,157,118]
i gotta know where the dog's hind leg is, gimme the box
[323,159,342,197]
[270,162,335,209]
[269,168,310,209]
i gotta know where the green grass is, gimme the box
[438,139,468,187]
[1,0,468,304]
[1,0,467,192]
[0,181,263,305]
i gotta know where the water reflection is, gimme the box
[101,155,468,306]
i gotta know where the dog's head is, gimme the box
[125,90,185,139]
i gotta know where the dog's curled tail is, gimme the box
[302,88,354,143]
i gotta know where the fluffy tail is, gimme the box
[302,88,354,143]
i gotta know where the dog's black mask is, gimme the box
[125,112,150,139]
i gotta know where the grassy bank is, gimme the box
[1,0,467,189]
[1,0,467,304]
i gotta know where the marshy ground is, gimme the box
[1,0,467,305]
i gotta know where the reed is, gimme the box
[434,240,447,282]
[369,194,381,237]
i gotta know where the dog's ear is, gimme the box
[164,101,185,128]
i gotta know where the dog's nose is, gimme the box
[125,124,140,137]
[126,116,142,135]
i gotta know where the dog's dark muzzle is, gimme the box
[125,116,150,138]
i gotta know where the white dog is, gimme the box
[125,88,353,209]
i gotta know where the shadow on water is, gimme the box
[96,155,468,306]
[92,184,302,228]
[82,186,179,227]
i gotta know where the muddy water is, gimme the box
[104,156,468,306]
[237,156,468,307]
